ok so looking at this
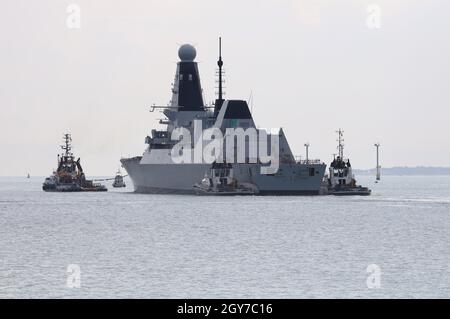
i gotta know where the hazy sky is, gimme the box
[1,0,449,176]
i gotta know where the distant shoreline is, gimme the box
[354,167,450,176]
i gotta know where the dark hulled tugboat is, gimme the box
[325,129,371,196]
[42,134,107,192]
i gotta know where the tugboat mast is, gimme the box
[61,133,73,157]
[336,129,344,159]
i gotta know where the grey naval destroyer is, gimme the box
[121,39,326,195]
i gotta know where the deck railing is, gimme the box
[294,156,323,165]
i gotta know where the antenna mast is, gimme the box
[336,129,344,158]
[304,143,310,163]
[61,133,72,157]
[218,37,223,102]
[214,37,225,116]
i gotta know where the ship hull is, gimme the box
[121,157,326,195]
[121,157,209,194]
[42,186,107,192]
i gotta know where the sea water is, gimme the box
[0,176,449,298]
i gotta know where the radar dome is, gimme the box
[178,44,197,62]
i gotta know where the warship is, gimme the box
[121,39,326,195]
[42,134,107,192]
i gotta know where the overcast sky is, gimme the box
[1,0,449,176]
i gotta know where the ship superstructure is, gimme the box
[121,40,326,195]
[43,134,107,192]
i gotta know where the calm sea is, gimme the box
[1,175,449,298]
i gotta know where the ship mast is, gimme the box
[61,133,73,158]
[214,37,225,116]
[336,129,344,159]
[304,143,310,163]
[218,37,223,102]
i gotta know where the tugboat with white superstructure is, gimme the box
[193,162,259,195]
[112,168,127,188]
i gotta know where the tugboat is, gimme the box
[326,129,371,196]
[193,162,259,196]
[42,134,107,192]
[112,169,127,188]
